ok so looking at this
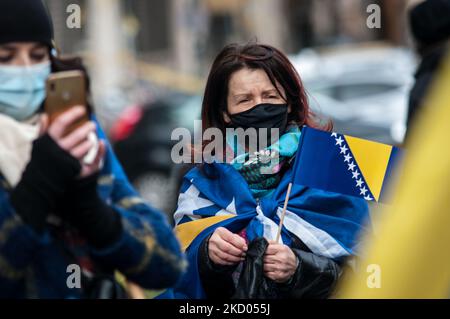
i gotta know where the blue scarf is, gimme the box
[160,159,370,299]
[228,125,301,198]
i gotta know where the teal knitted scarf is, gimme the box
[228,125,301,199]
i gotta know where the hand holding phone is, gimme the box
[44,71,99,165]
[44,70,90,136]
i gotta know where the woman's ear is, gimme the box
[223,111,231,124]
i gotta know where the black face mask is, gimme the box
[227,103,289,148]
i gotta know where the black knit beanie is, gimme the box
[409,0,450,46]
[0,0,54,47]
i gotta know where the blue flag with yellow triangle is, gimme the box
[292,126,403,202]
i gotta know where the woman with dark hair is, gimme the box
[167,43,369,299]
[201,43,326,133]
[0,0,185,298]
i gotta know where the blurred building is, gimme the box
[43,0,422,127]
[45,0,422,71]
[45,0,87,54]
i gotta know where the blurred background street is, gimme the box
[43,0,422,217]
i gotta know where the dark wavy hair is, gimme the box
[201,43,331,133]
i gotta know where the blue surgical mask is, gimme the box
[0,61,51,121]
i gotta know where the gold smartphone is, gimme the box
[44,70,90,136]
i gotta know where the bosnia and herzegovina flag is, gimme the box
[292,126,403,202]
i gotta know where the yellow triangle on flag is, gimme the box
[175,215,236,251]
[345,136,393,201]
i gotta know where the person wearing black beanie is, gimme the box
[0,0,185,299]
[0,0,54,120]
[0,0,54,48]
[406,0,450,136]
[409,0,450,53]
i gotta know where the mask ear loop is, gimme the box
[50,40,61,58]
[223,106,247,162]
[221,100,233,125]
[286,104,296,124]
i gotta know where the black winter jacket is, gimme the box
[198,233,342,299]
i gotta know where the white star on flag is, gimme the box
[340,145,348,154]
[216,197,237,215]
[344,154,352,163]
[331,132,337,137]
[360,187,368,195]
[348,162,356,171]
[174,183,215,224]
[364,195,373,201]
[356,178,364,187]
[352,170,360,179]
[335,136,344,146]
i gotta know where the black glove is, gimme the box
[232,237,278,299]
[61,173,123,249]
[287,248,342,299]
[198,234,239,299]
[10,134,82,234]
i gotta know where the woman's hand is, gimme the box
[263,241,298,283]
[11,107,95,234]
[40,106,106,178]
[208,227,248,266]
[78,140,106,178]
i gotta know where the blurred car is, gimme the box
[291,44,417,145]
[110,94,201,218]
